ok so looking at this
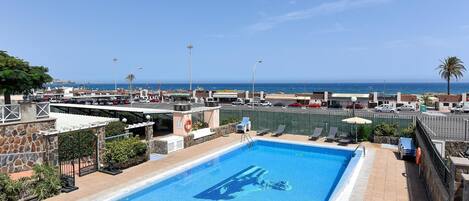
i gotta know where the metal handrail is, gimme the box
[240,132,254,148]
[353,143,366,157]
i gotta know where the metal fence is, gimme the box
[419,115,469,141]
[1,104,21,123]
[221,107,414,135]
[415,117,454,196]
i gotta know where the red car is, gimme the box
[346,104,364,109]
[288,103,304,107]
[150,99,159,103]
[306,103,321,108]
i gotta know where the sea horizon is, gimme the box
[47,82,469,94]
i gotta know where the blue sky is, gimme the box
[1,0,469,83]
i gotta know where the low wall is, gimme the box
[373,136,400,145]
[446,140,469,157]
[184,123,236,148]
[0,118,56,173]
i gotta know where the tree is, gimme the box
[436,56,466,95]
[0,51,52,104]
[126,73,135,91]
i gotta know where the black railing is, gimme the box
[416,118,453,191]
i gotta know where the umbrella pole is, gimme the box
[355,123,358,143]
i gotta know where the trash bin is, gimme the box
[420,104,427,112]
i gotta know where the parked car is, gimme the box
[232,99,244,105]
[150,99,160,103]
[306,103,321,108]
[260,101,272,107]
[375,104,397,113]
[346,104,364,109]
[451,102,469,113]
[273,102,285,107]
[397,104,416,111]
[139,99,150,103]
[328,103,342,109]
[288,103,303,107]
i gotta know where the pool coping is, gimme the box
[97,138,364,201]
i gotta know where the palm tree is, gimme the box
[436,56,466,95]
[126,73,135,92]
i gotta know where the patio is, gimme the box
[47,132,428,201]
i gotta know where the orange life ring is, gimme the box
[416,147,422,165]
[184,119,192,132]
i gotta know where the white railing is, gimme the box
[36,102,50,118]
[1,104,21,123]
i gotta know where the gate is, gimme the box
[58,129,98,191]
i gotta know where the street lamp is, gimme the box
[187,43,193,91]
[252,60,263,108]
[351,96,357,117]
[113,58,118,91]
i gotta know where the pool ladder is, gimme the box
[241,132,254,148]
[353,143,366,157]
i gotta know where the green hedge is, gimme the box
[58,129,96,161]
[105,137,147,164]
[105,121,127,137]
[0,164,61,201]
[221,117,240,125]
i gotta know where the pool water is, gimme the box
[120,140,359,201]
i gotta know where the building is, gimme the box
[435,94,463,112]
[328,93,369,108]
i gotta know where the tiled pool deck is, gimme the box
[47,133,428,201]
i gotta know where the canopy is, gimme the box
[341,117,372,125]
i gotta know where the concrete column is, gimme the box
[245,91,249,99]
[204,109,220,128]
[20,102,37,122]
[209,91,213,98]
[397,92,402,103]
[463,93,467,103]
[94,126,106,170]
[173,112,192,136]
[260,91,264,100]
[324,91,328,102]
[145,124,154,141]
[373,92,378,103]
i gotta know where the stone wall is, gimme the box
[415,129,451,201]
[184,123,236,148]
[0,119,56,173]
[446,140,469,157]
[372,136,400,145]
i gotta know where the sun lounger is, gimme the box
[236,117,251,133]
[398,137,416,159]
[272,125,286,137]
[309,128,323,140]
[325,127,338,142]
[337,132,352,145]
[257,128,270,136]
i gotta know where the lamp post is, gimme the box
[351,96,357,117]
[113,58,118,91]
[252,60,262,108]
[187,43,193,91]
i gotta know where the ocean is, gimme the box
[47,82,469,94]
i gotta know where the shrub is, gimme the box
[0,164,60,201]
[358,125,373,141]
[374,123,398,136]
[105,137,148,165]
[192,121,209,130]
[221,117,241,125]
[32,164,61,200]
[401,124,416,138]
[105,121,127,137]
[58,129,96,161]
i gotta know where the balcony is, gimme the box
[0,102,50,124]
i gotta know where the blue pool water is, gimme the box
[119,140,360,201]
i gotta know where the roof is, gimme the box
[400,94,418,102]
[50,112,118,133]
[331,93,369,98]
[51,103,173,114]
[265,94,310,100]
[436,95,462,102]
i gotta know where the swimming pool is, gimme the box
[112,139,363,201]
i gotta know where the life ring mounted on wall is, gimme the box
[416,147,422,165]
[184,119,192,132]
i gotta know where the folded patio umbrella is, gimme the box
[341,117,372,142]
